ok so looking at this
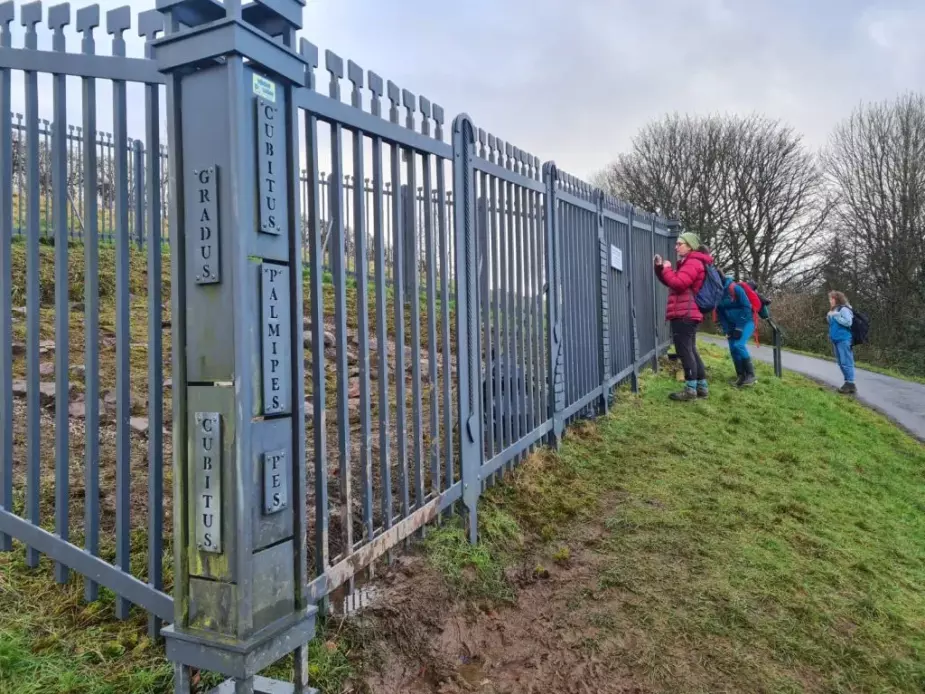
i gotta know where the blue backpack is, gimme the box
[694,260,725,312]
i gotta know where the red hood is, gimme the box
[683,250,714,265]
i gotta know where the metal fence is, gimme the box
[0,0,675,652]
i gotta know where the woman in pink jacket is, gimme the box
[654,232,715,400]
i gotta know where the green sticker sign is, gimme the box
[252,73,276,103]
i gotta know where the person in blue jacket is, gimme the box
[717,273,757,387]
[827,290,856,394]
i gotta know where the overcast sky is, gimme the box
[9,0,925,180]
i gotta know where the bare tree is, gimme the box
[822,93,925,312]
[596,113,826,287]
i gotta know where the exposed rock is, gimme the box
[130,417,149,436]
[39,362,54,377]
[163,378,173,389]
[70,364,86,380]
[12,306,26,317]
[11,343,25,356]
[71,302,85,313]
[12,381,27,397]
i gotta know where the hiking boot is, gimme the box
[729,360,744,386]
[738,359,757,387]
[839,382,857,395]
[697,385,709,399]
[669,387,698,402]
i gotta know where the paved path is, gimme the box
[703,337,925,442]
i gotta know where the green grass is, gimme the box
[424,345,925,692]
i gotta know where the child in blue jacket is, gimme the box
[717,274,757,387]
[827,290,856,394]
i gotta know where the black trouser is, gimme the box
[671,319,706,383]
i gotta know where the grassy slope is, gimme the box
[424,345,925,693]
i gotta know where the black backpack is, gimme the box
[850,308,870,345]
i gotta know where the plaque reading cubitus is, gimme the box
[261,264,292,415]
[194,412,222,554]
[257,98,282,235]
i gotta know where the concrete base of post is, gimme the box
[164,609,317,694]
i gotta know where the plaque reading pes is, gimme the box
[257,98,282,235]
[261,264,292,415]
[194,412,222,554]
[193,166,220,284]
[262,449,288,514]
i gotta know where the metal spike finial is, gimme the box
[368,71,383,118]
[21,1,42,34]
[487,134,497,164]
[106,4,130,35]
[432,104,445,141]
[401,89,416,131]
[138,9,163,53]
[0,3,13,34]
[299,39,319,90]
[419,96,431,136]
[48,3,70,52]
[347,59,364,109]
[325,49,344,100]
[387,81,400,124]
[504,142,514,171]
[76,3,99,41]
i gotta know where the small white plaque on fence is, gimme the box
[610,245,623,272]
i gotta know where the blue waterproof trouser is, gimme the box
[727,321,755,362]
[832,339,855,383]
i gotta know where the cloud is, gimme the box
[5,0,925,182]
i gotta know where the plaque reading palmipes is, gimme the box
[194,412,222,553]
[261,264,292,415]
[257,98,282,235]
[262,449,288,515]
[193,167,220,284]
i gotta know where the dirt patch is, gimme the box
[355,542,648,694]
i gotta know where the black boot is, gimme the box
[729,359,744,386]
[739,359,757,387]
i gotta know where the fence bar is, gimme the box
[496,147,510,455]
[514,156,527,460]
[543,164,563,445]
[328,105,353,583]
[649,218,659,371]
[111,12,132,621]
[389,84,410,522]
[627,208,640,393]
[436,148,453,492]
[303,102,330,578]
[452,114,481,543]
[51,7,71,585]
[133,139,144,248]
[368,83,393,536]
[505,146,520,455]
[78,3,102,602]
[421,137,439,498]
[23,6,41,569]
[0,5,12,554]
[476,138,490,468]
[349,64,374,544]
[404,111,425,512]
[142,17,164,640]
[597,193,610,414]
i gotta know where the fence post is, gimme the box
[132,139,144,250]
[152,2,314,692]
[627,206,640,392]
[452,114,483,545]
[401,182,414,302]
[596,190,610,413]
[543,162,565,446]
[650,216,660,371]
